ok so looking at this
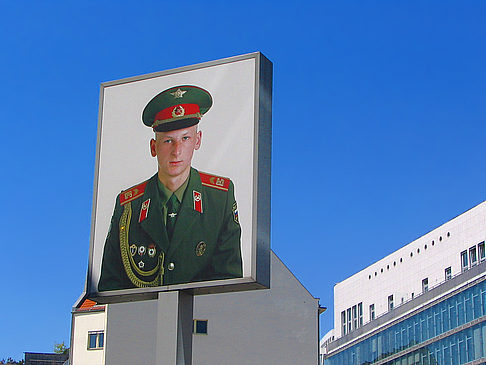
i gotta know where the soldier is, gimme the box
[98,85,242,291]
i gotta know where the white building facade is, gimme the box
[70,300,106,365]
[322,201,486,365]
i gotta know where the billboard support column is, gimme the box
[156,290,194,365]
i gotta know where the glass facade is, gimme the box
[382,322,486,365]
[325,280,486,365]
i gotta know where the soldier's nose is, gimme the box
[172,142,182,155]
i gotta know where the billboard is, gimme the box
[86,53,272,302]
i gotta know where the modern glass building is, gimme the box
[325,274,485,364]
[322,201,486,365]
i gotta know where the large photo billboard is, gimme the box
[87,53,272,302]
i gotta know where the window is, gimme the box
[343,303,364,334]
[388,295,394,311]
[469,246,478,266]
[445,267,452,281]
[369,304,375,320]
[341,311,346,335]
[346,308,352,333]
[193,319,208,335]
[87,331,104,350]
[461,250,468,271]
[358,302,363,327]
[422,278,429,293]
[479,242,485,263]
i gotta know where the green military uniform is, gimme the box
[98,167,242,291]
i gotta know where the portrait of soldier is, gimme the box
[98,85,242,291]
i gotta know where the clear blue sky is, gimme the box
[1,1,485,361]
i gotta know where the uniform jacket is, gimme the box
[98,168,242,291]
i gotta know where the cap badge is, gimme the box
[170,88,186,98]
[138,260,145,269]
[195,241,206,257]
[172,105,185,118]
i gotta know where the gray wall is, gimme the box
[105,300,158,364]
[104,252,319,365]
[192,252,319,365]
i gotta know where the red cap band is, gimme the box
[154,103,201,123]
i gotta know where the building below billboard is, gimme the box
[72,251,321,365]
[321,201,486,365]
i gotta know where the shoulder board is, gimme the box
[199,171,230,192]
[119,181,148,206]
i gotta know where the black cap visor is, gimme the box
[153,118,200,132]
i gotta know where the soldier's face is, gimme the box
[150,125,202,180]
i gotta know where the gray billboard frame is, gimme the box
[85,52,272,303]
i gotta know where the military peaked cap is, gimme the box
[142,85,213,132]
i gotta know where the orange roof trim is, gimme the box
[77,299,105,311]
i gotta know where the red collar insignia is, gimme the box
[193,190,203,213]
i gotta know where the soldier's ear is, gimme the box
[150,138,157,157]
[195,131,202,150]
